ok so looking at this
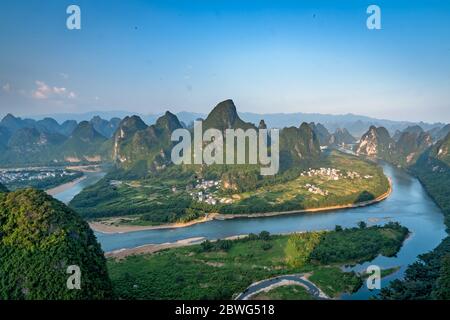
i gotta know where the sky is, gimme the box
[0,0,449,122]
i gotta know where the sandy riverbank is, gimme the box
[89,213,219,234]
[91,179,392,234]
[46,176,87,196]
[105,237,205,259]
[105,234,248,259]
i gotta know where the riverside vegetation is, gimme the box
[107,223,408,300]
[354,124,450,299]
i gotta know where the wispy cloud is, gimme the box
[2,83,11,93]
[31,80,76,100]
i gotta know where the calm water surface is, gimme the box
[53,171,105,204]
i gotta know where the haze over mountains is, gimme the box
[23,109,445,138]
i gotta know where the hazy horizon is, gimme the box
[2,105,446,126]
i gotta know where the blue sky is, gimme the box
[0,0,449,122]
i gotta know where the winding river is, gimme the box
[55,162,447,300]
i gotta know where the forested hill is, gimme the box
[0,189,113,299]
[380,133,450,299]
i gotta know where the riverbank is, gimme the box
[106,224,407,300]
[105,234,246,259]
[105,237,206,259]
[46,175,87,196]
[90,178,392,234]
[90,213,219,234]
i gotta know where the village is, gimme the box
[187,178,234,205]
[301,167,373,196]
[301,167,373,181]
[0,167,79,185]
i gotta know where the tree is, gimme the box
[357,221,367,229]
[216,239,233,251]
[200,240,214,252]
[432,255,450,299]
[259,231,271,241]
[335,225,343,232]
[285,232,322,268]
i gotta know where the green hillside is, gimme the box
[279,122,321,170]
[0,189,113,299]
[112,112,182,175]
[60,121,108,160]
[380,133,450,299]
[203,99,255,131]
[309,122,331,146]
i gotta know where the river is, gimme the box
[54,162,447,300]
[53,171,106,204]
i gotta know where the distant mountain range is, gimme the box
[355,125,438,166]
[0,114,118,166]
[26,110,445,138]
[1,100,448,169]
[111,99,321,175]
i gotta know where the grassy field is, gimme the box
[71,151,390,226]
[219,151,390,214]
[107,223,408,300]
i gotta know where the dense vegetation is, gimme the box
[0,189,113,299]
[310,222,409,264]
[107,224,408,300]
[379,237,450,299]
[380,145,450,299]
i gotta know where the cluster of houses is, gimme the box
[187,179,233,205]
[304,183,329,196]
[300,167,373,181]
[301,168,373,196]
[0,168,77,184]
[301,167,341,180]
